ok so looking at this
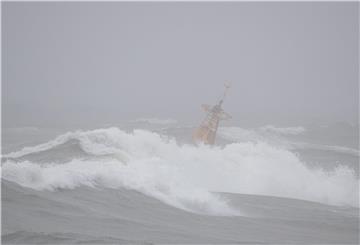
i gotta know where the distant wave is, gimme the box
[260,125,306,135]
[2,128,359,213]
[132,118,177,125]
[3,127,40,133]
[218,126,359,157]
[2,131,113,159]
[290,142,360,157]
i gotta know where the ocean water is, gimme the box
[1,120,359,244]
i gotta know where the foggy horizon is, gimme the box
[2,2,359,244]
[2,2,359,128]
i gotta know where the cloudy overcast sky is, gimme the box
[2,2,358,127]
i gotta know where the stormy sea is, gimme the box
[1,119,359,244]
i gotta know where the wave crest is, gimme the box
[2,127,359,215]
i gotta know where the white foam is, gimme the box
[2,128,359,216]
[2,158,238,216]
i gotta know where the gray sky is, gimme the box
[2,2,359,127]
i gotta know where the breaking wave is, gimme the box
[2,128,359,216]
